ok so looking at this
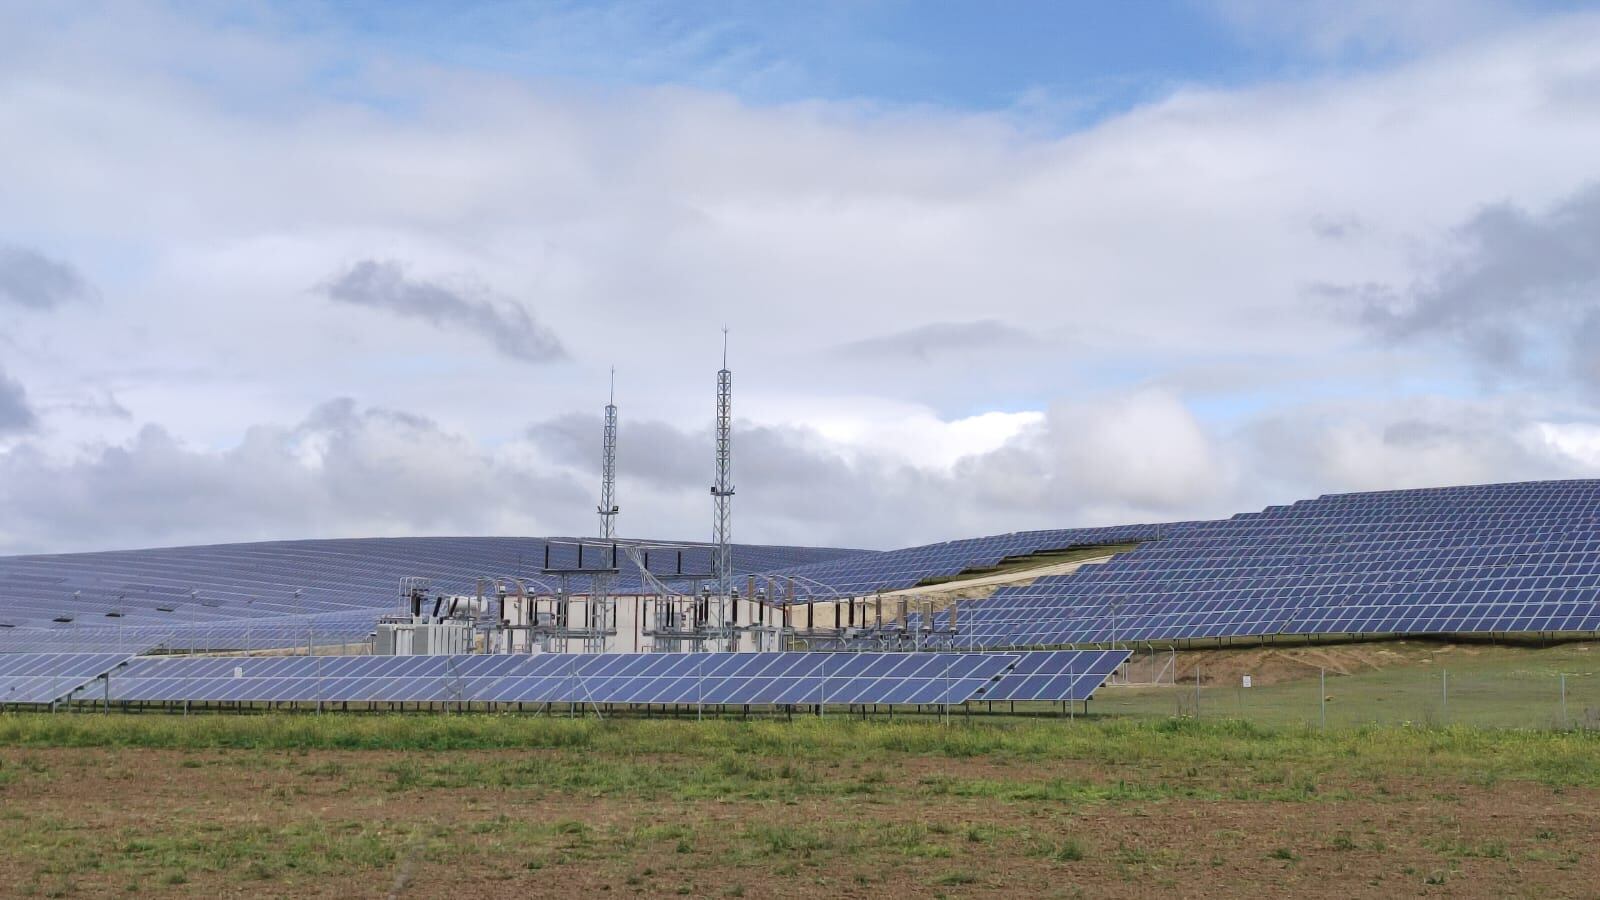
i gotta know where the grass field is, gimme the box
[2,711,1598,898]
[1093,640,1600,730]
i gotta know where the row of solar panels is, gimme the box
[12,478,1600,655]
[0,611,381,655]
[931,480,1600,647]
[0,650,1129,708]
[0,653,134,704]
[765,523,1183,598]
[0,536,873,631]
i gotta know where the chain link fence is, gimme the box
[1093,651,1600,730]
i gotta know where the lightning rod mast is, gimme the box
[711,330,735,649]
[598,367,619,539]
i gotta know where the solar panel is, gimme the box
[91,652,1018,707]
[0,537,872,635]
[767,525,1176,599]
[19,478,1600,657]
[950,479,1600,649]
[473,652,1019,706]
[0,653,131,705]
[0,610,382,655]
[979,650,1129,702]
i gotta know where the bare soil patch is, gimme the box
[0,743,1592,898]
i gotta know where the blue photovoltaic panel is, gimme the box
[474,652,1018,706]
[22,478,1600,657]
[768,525,1177,599]
[92,652,1018,707]
[0,611,381,655]
[979,650,1129,702]
[0,536,871,636]
[0,653,131,705]
[947,479,1600,649]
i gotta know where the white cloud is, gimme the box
[1528,422,1600,471]
[753,398,1043,471]
[1,6,1599,551]
[0,399,589,554]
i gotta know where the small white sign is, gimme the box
[1241,675,1253,688]
[234,667,244,678]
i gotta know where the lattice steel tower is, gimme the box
[711,330,735,639]
[597,367,619,539]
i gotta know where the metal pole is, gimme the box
[293,589,307,655]
[711,331,735,649]
[1442,668,1448,723]
[598,367,620,539]
[820,653,826,718]
[1068,651,1075,721]
[942,655,951,725]
[1320,667,1326,730]
[1195,665,1200,718]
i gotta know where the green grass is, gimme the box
[1095,641,1600,730]
[5,711,1600,896]
[5,713,1600,787]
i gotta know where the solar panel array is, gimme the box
[950,479,1600,647]
[768,524,1177,599]
[0,610,383,655]
[89,651,1038,707]
[17,478,1599,656]
[0,653,130,705]
[0,537,871,649]
[980,650,1130,702]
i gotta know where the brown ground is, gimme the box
[0,746,1591,899]
[1172,644,1420,686]
[1116,640,1565,688]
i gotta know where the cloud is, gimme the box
[43,391,132,421]
[0,399,587,554]
[320,260,566,364]
[0,7,1599,553]
[967,389,1235,520]
[1338,183,1600,383]
[0,368,37,434]
[1237,394,1584,496]
[4,384,1597,558]
[524,389,1239,549]
[1309,213,1365,242]
[0,245,94,309]
[830,320,1039,361]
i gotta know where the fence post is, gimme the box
[1441,669,1448,724]
[1195,665,1201,719]
[1320,667,1326,730]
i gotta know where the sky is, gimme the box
[2,0,1600,555]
